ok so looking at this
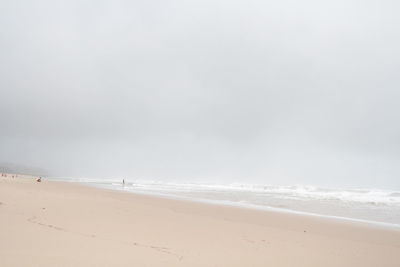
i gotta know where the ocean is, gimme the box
[49,177,400,228]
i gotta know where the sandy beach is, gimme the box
[1,176,399,267]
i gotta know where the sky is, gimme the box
[1,0,400,188]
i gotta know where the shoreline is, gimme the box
[1,176,400,266]
[50,177,400,230]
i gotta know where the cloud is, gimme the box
[1,0,399,188]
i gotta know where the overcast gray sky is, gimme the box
[1,0,399,188]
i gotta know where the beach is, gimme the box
[1,177,399,267]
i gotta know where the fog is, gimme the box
[1,0,400,188]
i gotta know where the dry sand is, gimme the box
[1,176,399,267]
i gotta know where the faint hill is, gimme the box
[0,162,49,177]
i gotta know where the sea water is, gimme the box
[50,177,400,227]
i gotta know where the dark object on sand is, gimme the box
[36,177,42,182]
